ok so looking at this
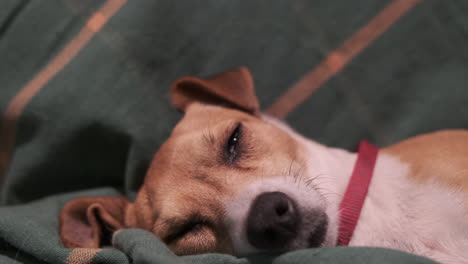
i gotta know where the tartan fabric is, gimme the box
[1,0,467,263]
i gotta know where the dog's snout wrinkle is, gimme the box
[246,192,300,250]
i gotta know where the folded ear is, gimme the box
[59,196,130,248]
[170,67,260,116]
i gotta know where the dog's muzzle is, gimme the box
[246,192,299,250]
[246,191,329,251]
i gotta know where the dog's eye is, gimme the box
[225,123,242,162]
[168,221,205,242]
[179,222,204,237]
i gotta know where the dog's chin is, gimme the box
[285,209,331,252]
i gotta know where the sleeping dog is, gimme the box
[60,67,468,264]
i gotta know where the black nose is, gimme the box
[246,192,300,250]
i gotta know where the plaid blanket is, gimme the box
[1,0,467,263]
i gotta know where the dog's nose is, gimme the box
[246,192,299,250]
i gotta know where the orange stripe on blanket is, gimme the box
[0,0,127,186]
[266,0,423,119]
[66,248,103,264]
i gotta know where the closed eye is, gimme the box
[166,220,206,243]
[224,123,242,164]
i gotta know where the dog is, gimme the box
[59,67,468,263]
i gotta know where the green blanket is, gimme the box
[1,0,467,263]
[0,188,435,264]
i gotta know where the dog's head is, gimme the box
[60,67,340,256]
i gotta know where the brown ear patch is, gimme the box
[170,67,260,116]
[59,196,130,248]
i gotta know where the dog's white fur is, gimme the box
[353,153,468,263]
[223,115,468,264]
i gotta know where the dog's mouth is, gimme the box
[306,211,329,248]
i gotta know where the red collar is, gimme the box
[337,140,379,246]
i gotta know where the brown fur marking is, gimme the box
[383,130,468,195]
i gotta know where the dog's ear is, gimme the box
[170,67,260,116]
[59,196,130,248]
